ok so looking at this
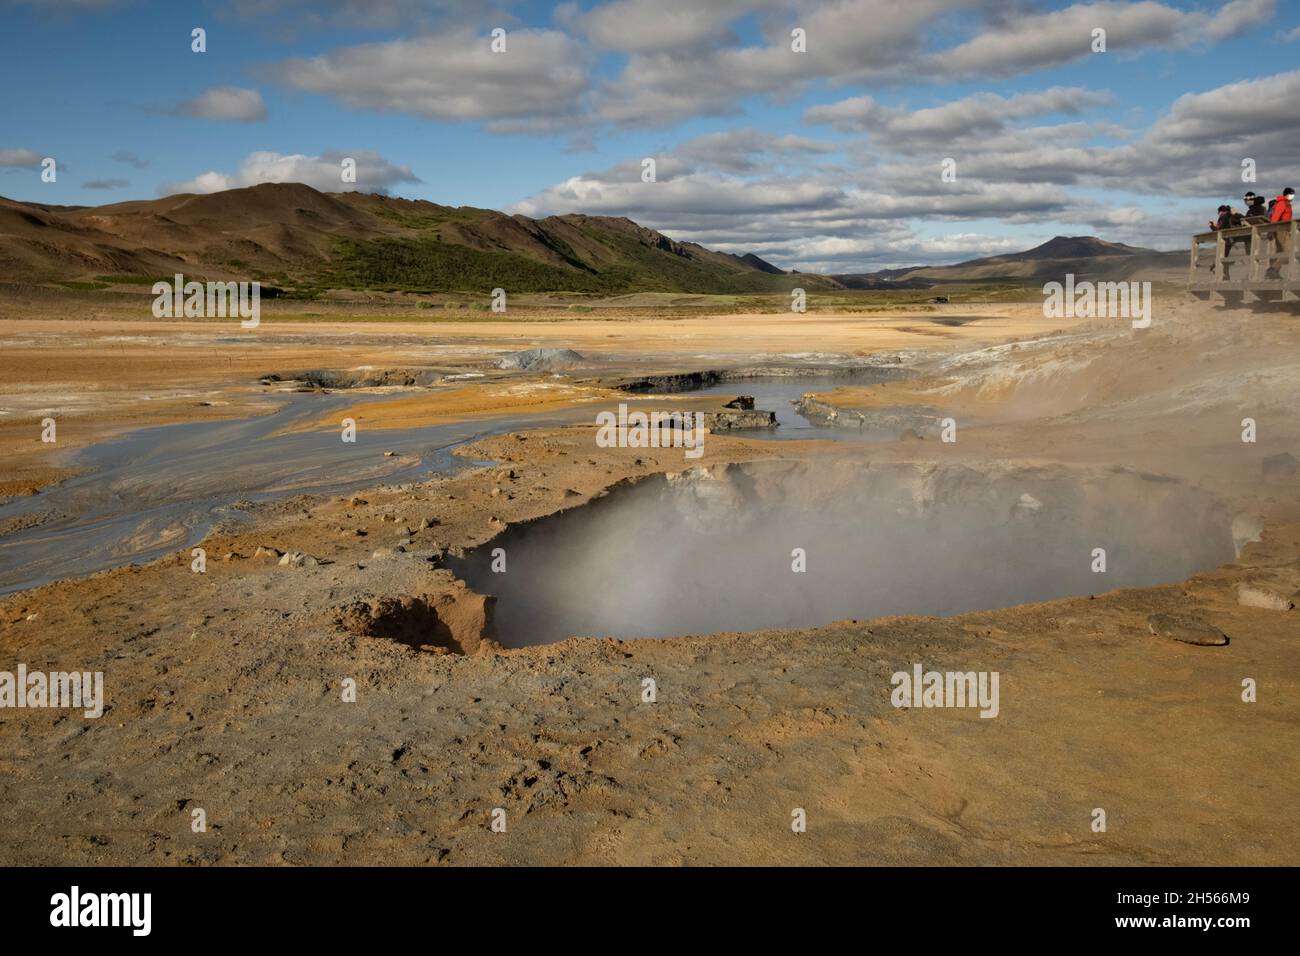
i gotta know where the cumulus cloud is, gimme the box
[252,1,1275,132]
[930,0,1274,79]
[513,64,1300,271]
[564,0,782,53]
[0,148,44,167]
[675,128,836,174]
[171,87,268,122]
[511,123,1079,271]
[268,28,589,124]
[582,0,1270,127]
[159,149,421,196]
[805,87,1115,138]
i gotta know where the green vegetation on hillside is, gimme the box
[311,233,837,295]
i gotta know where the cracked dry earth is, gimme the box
[1,299,1298,866]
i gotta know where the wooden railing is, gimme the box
[1188,219,1299,303]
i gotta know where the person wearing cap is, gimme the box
[1209,205,1243,277]
[1271,187,1294,223]
[1266,188,1294,279]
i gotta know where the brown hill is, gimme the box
[0,183,826,295]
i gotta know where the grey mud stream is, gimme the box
[0,373,884,594]
[0,392,564,594]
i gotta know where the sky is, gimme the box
[1,0,1298,272]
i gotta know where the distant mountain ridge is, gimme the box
[841,235,1185,286]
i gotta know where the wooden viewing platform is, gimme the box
[1188,219,1299,303]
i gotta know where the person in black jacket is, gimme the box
[1209,206,1245,277]
[1244,193,1269,220]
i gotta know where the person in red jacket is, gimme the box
[1271,187,1294,223]
[1266,188,1294,279]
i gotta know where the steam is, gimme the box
[454,460,1235,647]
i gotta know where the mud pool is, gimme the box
[453,460,1237,646]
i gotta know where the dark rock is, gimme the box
[1147,612,1228,646]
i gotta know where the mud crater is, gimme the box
[452,459,1235,647]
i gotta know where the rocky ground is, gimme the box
[0,296,1297,865]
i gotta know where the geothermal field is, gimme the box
[3,2,1299,897]
[1,288,1297,866]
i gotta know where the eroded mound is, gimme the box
[334,587,498,654]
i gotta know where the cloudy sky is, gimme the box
[1,0,1297,271]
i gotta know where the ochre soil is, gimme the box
[0,292,1297,865]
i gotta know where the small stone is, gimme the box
[1147,612,1228,646]
[384,450,397,457]
[1236,583,1295,611]
[349,497,368,507]
[420,516,440,530]
[254,546,283,559]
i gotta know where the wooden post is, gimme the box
[1284,221,1294,283]
[1249,224,1261,283]
[1216,230,1226,282]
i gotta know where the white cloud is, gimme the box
[269,28,589,123]
[160,149,421,196]
[675,128,836,173]
[173,87,268,122]
[566,0,780,53]
[805,87,1114,138]
[0,148,44,167]
[930,0,1275,79]
[512,64,1300,271]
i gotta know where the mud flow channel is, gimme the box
[452,459,1236,647]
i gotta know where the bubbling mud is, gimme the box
[453,459,1236,647]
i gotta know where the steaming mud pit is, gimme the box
[455,460,1236,646]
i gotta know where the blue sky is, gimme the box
[1,0,1297,270]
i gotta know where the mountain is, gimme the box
[0,190,1187,295]
[739,252,784,274]
[0,183,834,296]
[838,235,1186,286]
